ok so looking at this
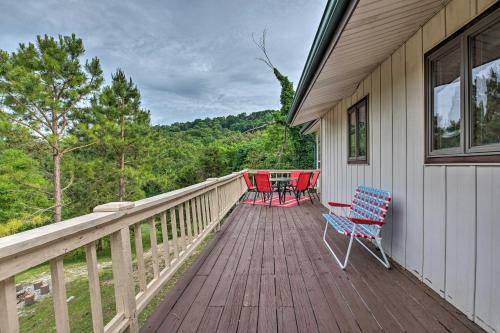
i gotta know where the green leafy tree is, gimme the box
[253,30,315,168]
[94,69,151,201]
[0,34,103,222]
[0,148,51,235]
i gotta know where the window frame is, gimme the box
[425,4,500,163]
[347,96,369,164]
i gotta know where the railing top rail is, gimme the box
[0,171,244,262]
[246,169,318,173]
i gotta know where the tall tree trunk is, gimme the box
[118,113,125,201]
[119,151,125,201]
[53,149,62,223]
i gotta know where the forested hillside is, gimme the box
[0,34,314,236]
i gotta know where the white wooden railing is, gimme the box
[0,171,247,333]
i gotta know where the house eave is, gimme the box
[287,0,357,126]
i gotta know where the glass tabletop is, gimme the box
[270,177,296,182]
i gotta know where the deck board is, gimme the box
[141,202,485,333]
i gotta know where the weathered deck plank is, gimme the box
[141,202,485,333]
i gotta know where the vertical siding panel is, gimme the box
[446,166,476,319]
[329,108,335,202]
[405,30,424,279]
[445,0,476,36]
[330,110,335,204]
[423,166,446,297]
[475,167,500,333]
[371,66,382,188]
[321,118,327,207]
[341,99,347,203]
[335,105,341,203]
[326,110,332,204]
[331,105,339,200]
[363,75,372,187]
[392,46,407,266]
[423,8,445,52]
[380,58,393,255]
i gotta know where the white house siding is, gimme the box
[318,0,499,331]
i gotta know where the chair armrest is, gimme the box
[328,202,351,208]
[349,218,384,226]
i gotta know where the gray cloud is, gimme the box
[0,0,325,124]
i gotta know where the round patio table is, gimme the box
[270,177,297,205]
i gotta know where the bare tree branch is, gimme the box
[61,171,74,193]
[61,141,96,155]
[8,116,52,146]
[252,29,275,70]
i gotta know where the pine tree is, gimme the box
[0,34,103,222]
[94,69,151,201]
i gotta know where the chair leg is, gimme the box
[269,192,273,207]
[354,237,391,269]
[253,192,258,205]
[314,191,320,201]
[323,221,355,270]
[307,190,314,204]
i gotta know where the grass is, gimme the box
[17,229,214,333]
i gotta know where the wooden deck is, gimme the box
[141,202,484,333]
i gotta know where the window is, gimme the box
[425,6,500,163]
[347,96,368,164]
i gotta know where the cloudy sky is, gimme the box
[1,0,325,124]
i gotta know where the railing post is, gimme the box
[94,202,138,332]
[207,177,221,231]
[111,228,139,332]
[0,277,19,333]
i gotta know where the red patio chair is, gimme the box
[307,170,321,202]
[254,173,276,207]
[289,170,301,187]
[241,172,256,201]
[292,172,312,204]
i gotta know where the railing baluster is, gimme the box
[110,228,138,332]
[190,199,198,238]
[196,196,203,233]
[50,256,70,333]
[178,204,186,251]
[149,218,159,279]
[0,276,19,333]
[134,223,147,292]
[85,242,104,333]
[208,193,213,225]
[160,211,170,268]
[170,208,179,258]
[185,200,193,243]
[202,194,208,228]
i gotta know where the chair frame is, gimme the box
[241,172,256,201]
[323,186,391,270]
[307,170,320,202]
[253,173,276,207]
[290,172,312,204]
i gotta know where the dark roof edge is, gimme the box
[300,119,319,135]
[287,0,357,125]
